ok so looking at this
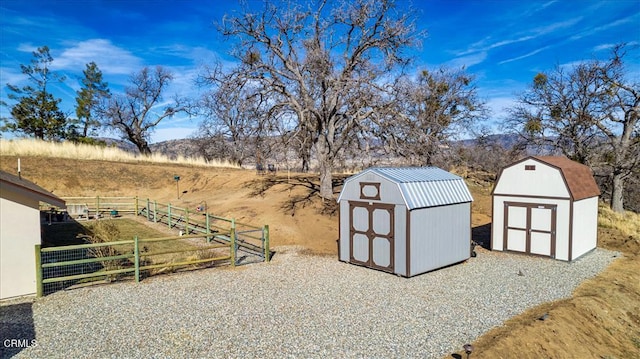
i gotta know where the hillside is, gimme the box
[1,154,639,358]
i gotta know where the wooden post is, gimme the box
[96,196,100,219]
[168,203,172,228]
[35,244,43,297]
[263,225,270,262]
[135,196,139,216]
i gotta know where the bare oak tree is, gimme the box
[101,66,186,155]
[380,67,488,165]
[211,0,421,199]
[197,71,271,166]
[506,45,639,212]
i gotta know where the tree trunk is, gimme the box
[316,140,334,200]
[610,172,625,213]
[131,134,152,156]
[319,158,333,200]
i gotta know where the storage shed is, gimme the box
[1,170,66,299]
[491,156,600,261]
[337,167,474,277]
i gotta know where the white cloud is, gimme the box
[16,43,38,53]
[0,67,27,88]
[498,45,552,65]
[52,39,142,75]
[459,17,581,57]
[568,15,637,41]
[447,51,488,69]
[486,96,518,119]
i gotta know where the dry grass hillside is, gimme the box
[1,149,638,358]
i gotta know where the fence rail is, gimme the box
[36,233,235,297]
[35,196,271,297]
[61,196,270,262]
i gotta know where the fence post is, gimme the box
[230,225,236,267]
[96,196,100,219]
[168,203,172,228]
[134,236,140,283]
[263,225,270,262]
[153,201,157,223]
[185,208,190,235]
[135,196,139,216]
[205,212,211,243]
[34,244,43,297]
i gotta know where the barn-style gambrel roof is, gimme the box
[531,156,600,200]
[339,167,473,210]
[492,156,600,201]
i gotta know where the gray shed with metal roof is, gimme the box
[337,167,474,277]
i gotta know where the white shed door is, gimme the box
[504,202,556,258]
[349,202,394,272]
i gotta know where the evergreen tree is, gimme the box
[74,62,110,140]
[2,46,68,140]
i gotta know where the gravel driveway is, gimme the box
[1,246,618,358]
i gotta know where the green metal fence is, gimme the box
[36,232,235,297]
[35,196,271,297]
[62,196,271,262]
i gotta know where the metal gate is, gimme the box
[349,201,394,272]
[503,202,557,257]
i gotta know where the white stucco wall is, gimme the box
[0,192,41,299]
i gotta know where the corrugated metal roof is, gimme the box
[343,167,473,210]
[371,167,462,182]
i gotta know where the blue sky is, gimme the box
[1,0,639,143]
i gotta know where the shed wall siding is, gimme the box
[492,196,571,260]
[339,200,351,262]
[493,159,570,199]
[0,193,40,299]
[409,202,470,275]
[393,205,407,276]
[571,197,598,259]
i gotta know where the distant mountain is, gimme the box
[103,133,543,159]
[150,139,202,159]
[96,137,201,159]
[456,133,523,148]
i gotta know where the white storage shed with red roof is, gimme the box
[491,156,600,261]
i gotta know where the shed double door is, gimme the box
[503,202,557,257]
[349,202,394,272]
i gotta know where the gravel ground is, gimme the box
[2,246,619,359]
